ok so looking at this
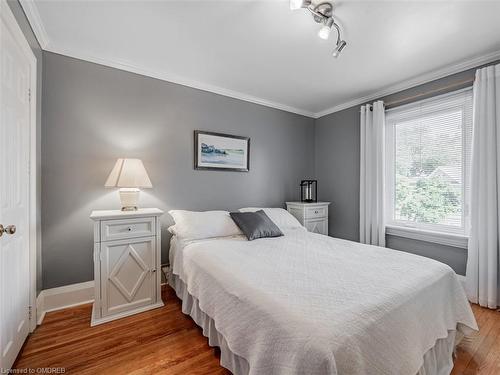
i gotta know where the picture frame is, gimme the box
[194,130,250,172]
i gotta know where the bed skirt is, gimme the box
[169,273,460,375]
[169,273,251,374]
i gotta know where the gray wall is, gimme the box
[29,10,499,287]
[7,0,43,294]
[315,61,500,276]
[41,52,315,289]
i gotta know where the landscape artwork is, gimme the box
[194,131,250,171]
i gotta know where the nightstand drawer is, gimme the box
[305,206,327,219]
[100,217,155,242]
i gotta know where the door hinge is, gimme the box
[28,305,33,320]
[28,88,31,103]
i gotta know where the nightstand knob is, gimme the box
[127,227,132,231]
[152,269,156,273]
[315,210,318,214]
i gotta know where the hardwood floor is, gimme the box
[14,286,500,374]
[452,304,500,374]
[14,286,229,374]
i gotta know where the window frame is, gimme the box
[384,87,472,245]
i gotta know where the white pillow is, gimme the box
[168,210,243,241]
[238,207,304,231]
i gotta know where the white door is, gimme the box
[101,237,155,317]
[0,3,33,370]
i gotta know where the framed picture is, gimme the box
[194,130,250,172]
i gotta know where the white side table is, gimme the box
[90,208,164,326]
[286,202,330,235]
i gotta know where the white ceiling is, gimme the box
[21,0,500,118]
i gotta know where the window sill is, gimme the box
[385,225,468,249]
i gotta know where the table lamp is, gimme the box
[105,158,152,210]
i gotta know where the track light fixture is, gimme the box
[290,1,347,58]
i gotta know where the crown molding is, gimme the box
[17,0,500,120]
[19,0,49,49]
[44,45,316,118]
[39,42,500,120]
[314,49,500,118]
[63,51,315,118]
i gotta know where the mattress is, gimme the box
[169,230,477,375]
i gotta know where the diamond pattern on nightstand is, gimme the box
[109,244,149,303]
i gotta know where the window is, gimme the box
[385,88,472,239]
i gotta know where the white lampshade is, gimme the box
[105,158,152,188]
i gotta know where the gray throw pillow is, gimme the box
[230,210,284,241]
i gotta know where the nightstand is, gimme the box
[286,202,330,235]
[90,208,164,326]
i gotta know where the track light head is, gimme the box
[318,18,334,40]
[332,40,347,58]
[290,0,311,10]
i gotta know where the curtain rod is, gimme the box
[383,78,474,109]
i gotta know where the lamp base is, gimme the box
[119,188,140,211]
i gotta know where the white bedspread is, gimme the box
[170,230,477,375]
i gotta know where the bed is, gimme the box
[167,209,477,375]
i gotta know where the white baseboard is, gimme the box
[36,292,45,325]
[36,281,94,324]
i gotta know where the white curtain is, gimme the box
[360,100,386,247]
[466,63,500,309]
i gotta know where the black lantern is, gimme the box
[300,180,317,203]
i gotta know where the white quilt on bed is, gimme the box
[170,229,477,375]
